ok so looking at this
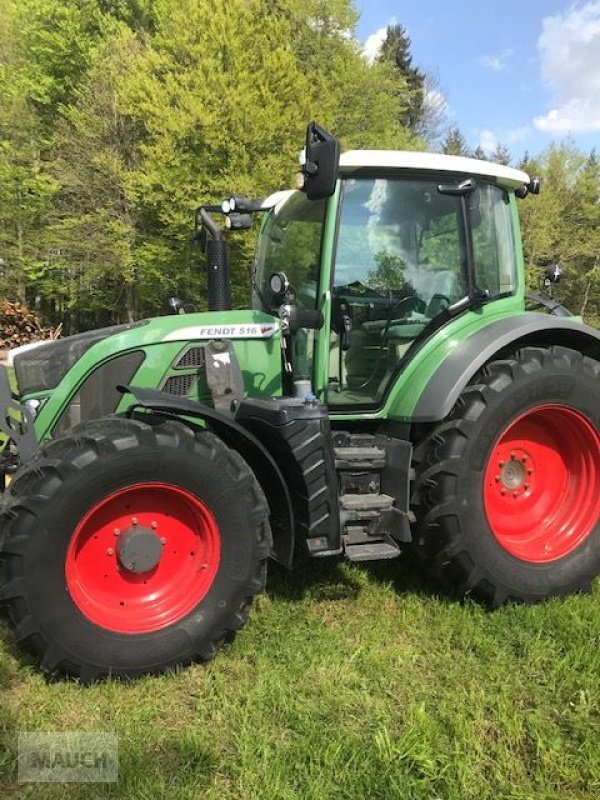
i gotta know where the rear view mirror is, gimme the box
[544,264,563,285]
[302,122,340,201]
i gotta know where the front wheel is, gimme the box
[412,345,600,606]
[0,417,271,681]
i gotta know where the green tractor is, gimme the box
[1,124,599,681]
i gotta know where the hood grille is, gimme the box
[163,374,196,396]
[175,346,206,369]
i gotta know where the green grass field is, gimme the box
[1,559,599,799]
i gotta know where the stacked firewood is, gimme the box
[0,300,61,351]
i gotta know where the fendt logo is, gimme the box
[163,323,279,342]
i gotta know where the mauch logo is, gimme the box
[18,732,118,783]
[163,322,279,342]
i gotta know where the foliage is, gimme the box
[518,142,600,324]
[367,251,416,296]
[0,0,422,330]
[441,126,470,157]
[377,24,425,131]
[0,1,598,333]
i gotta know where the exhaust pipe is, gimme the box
[198,207,231,312]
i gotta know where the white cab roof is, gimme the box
[339,150,530,189]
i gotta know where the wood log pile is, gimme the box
[0,300,61,353]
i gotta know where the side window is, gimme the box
[255,194,327,310]
[471,185,516,296]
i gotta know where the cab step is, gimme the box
[334,431,409,562]
[334,446,386,470]
[343,526,402,561]
[344,541,402,561]
[339,492,394,522]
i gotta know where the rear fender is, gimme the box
[413,314,600,422]
[121,385,295,567]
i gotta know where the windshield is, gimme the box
[253,192,327,311]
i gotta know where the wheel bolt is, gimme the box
[107,547,115,556]
[160,537,166,545]
[513,492,518,499]
[151,521,158,530]
[501,488,507,496]
[522,455,528,463]
[524,483,530,491]
[495,475,500,483]
[510,451,516,459]
[499,461,505,468]
[131,517,138,525]
[200,563,208,570]
[527,469,533,476]
[113,528,120,536]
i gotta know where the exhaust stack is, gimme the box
[197,207,231,312]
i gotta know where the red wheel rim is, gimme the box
[65,483,220,633]
[484,404,600,563]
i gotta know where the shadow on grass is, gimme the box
[0,616,39,681]
[266,550,448,604]
[0,622,29,790]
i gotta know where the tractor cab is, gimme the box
[252,143,530,409]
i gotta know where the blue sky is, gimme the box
[355,0,600,157]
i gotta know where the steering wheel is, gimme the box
[425,293,451,317]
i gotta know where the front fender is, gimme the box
[121,385,295,568]
[412,313,600,422]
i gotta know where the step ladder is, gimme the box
[334,433,404,562]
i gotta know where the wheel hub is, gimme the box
[116,525,163,574]
[499,455,529,491]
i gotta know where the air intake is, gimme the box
[175,347,205,369]
[162,374,196,396]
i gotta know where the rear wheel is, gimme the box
[412,346,600,606]
[0,416,271,681]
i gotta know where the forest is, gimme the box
[0,0,598,334]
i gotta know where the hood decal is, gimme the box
[163,322,279,342]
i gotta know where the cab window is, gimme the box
[328,177,468,406]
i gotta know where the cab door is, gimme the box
[326,175,516,408]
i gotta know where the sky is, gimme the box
[355,0,600,157]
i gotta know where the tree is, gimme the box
[472,145,487,161]
[377,23,425,132]
[491,143,511,166]
[368,251,416,296]
[0,0,420,326]
[42,28,148,328]
[517,141,600,325]
[441,127,469,156]
[415,72,449,146]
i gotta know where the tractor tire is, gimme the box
[0,416,271,681]
[412,345,600,606]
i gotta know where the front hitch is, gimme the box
[0,366,38,487]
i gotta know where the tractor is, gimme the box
[1,123,599,682]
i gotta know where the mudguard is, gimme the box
[120,385,295,567]
[412,313,600,422]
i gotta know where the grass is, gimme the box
[1,559,600,799]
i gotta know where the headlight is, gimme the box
[23,397,48,419]
[13,321,147,395]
